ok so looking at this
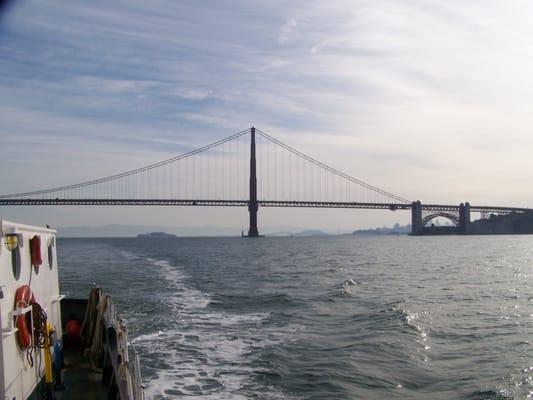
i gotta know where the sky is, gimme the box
[1,0,533,233]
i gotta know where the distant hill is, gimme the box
[136,232,177,238]
[56,224,336,238]
[294,229,329,237]
[353,223,411,235]
[56,224,241,238]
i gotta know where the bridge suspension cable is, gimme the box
[0,126,410,205]
[255,129,410,204]
[0,128,251,199]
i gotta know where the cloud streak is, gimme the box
[2,0,533,228]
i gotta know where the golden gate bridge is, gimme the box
[0,127,530,236]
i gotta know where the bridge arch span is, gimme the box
[422,212,459,226]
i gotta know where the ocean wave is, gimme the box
[210,293,295,309]
[128,255,300,399]
[391,304,431,352]
[340,278,361,296]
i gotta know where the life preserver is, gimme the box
[30,235,43,267]
[14,285,35,349]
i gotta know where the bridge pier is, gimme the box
[411,200,423,235]
[248,202,259,237]
[247,127,259,237]
[459,202,470,234]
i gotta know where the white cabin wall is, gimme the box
[0,221,62,400]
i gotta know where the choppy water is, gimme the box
[58,235,533,399]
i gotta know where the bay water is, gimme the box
[58,235,533,399]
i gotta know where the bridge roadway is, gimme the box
[0,198,531,215]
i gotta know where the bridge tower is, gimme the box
[411,200,423,235]
[459,202,470,234]
[247,127,259,237]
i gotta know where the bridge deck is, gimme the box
[0,199,530,214]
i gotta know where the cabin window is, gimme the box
[12,246,21,280]
[48,242,54,270]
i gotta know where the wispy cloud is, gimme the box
[279,17,297,43]
[71,76,156,94]
[2,0,533,227]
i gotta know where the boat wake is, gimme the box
[123,253,298,399]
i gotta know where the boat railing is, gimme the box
[97,290,145,400]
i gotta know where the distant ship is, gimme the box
[0,220,144,399]
[136,231,177,238]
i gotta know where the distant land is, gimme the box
[55,224,345,238]
[56,224,409,238]
[137,232,177,239]
[56,224,243,237]
[352,223,411,235]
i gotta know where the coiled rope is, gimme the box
[26,301,48,367]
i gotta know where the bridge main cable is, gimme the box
[0,128,251,199]
[255,128,410,204]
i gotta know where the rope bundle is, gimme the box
[26,301,48,367]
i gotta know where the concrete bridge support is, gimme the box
[459,202,471,234]
[411,200,423,235]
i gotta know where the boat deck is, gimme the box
[55,349,108,400]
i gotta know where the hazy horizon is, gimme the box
[49,220,413,238]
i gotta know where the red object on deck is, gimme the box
[30,235,43,267]
[65,319,81,344]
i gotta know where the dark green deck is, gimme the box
[55,349,108,400]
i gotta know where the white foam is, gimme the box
[340,278,360,295]
[120,250,140,261]
[128,255,299,399]
[129,330,165,345]
[144,257,211,310]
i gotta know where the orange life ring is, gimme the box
[14,285,35,349]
